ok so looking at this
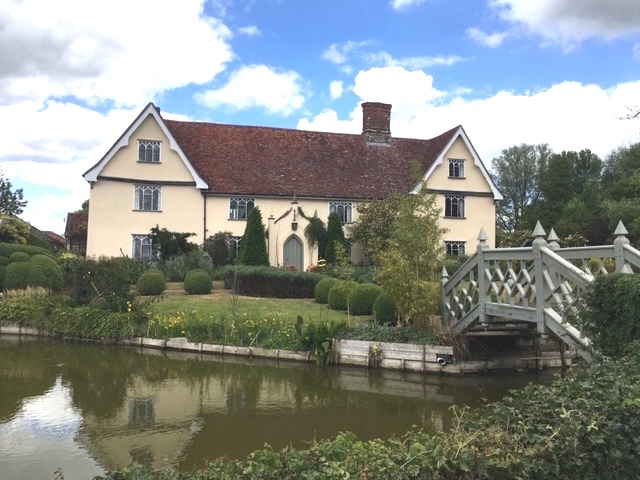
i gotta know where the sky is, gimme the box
[1,0,640,234]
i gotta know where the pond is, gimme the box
[0,335,554,480]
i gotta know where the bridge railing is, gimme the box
[440,221,640,361]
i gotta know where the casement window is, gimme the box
[229,197,255,220]
[448,159,465,178]
[132,235,156,261]
[445,241,466,257]
[138,140,160,163]
[134,185,161,211]
[329,201,353,223]
[445,195,465,218]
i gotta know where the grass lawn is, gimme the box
[145,282,359,325]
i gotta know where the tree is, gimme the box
[324,212,347,265]
[203,231,234,267]
[0,171,27,216]
[491,144,552,231]
[148,225,198,261]
[0,216,30,244]
[373,182,447,326]
[351,194,403,264]
[238,207,269,266]
[303,213,327,260]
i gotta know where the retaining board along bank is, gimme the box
[0,325,569,374]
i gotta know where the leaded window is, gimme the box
[445,195,465,218]
[448,159,464,178]
[229,198,254,220]
[445,241,466,256]
[134,185,161,211]
[329,202,352,223]
[138,140,160,163]
[132,235,156,261]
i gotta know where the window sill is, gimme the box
[133,209,163,213]
[444,216,466,220]
[447,176,466,180]
[137,161,161,164]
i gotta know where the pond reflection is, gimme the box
[0,335,554,479]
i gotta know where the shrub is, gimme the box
[327,280,358,311]
[185,249,213,274]
[220,265,324,299]
[3,261,28,290]
[70,257,132,311]
[314,277,338,304]
[136,269,166,296]
[26,254,63,291]
[9,251,29,263]
[0,265,5,289]
[372,292,397,325]
[0,243,54,259]
[348,283,382,315]
[184,269,213,295]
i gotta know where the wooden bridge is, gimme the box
[440,221,640,362]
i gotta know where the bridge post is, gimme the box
[476,228,489,328]
[440,266,449,329]
[531,222,550,339]
[613,221,632,273]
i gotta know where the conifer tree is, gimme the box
[238,207,269,266]
[324,212,347,265]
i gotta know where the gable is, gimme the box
[83,104,207,188]
[422,127,502,199]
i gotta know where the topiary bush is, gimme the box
[3,261,29,290]
[327,280,358,311]
[136,269,166,296]
[184,269,213,295]
[348,283,383,316]
[314,277,338,304]
[9,251,29,263]
[26,254,64,291]
[372,292,397,325]
[70,256,133,311]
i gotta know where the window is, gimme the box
[132,235,156,261]
[230,236,242,261]
[329,202,352,223]
[134,185,161,211]
[138,140,160,163]
[229,198,254,220]
[445,241,466,256]
[445,195,465,218]
[448,159,464,178]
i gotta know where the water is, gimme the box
[0,335,554,480]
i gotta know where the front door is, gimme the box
[283,236,303,271]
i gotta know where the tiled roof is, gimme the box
[64,211,88,238]
[164,119,459,200]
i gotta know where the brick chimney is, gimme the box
[362,102,392,145]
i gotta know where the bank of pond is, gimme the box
[1,335,640,479]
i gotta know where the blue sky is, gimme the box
[1,0,639,233]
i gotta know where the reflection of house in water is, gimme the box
[74,351,462,470]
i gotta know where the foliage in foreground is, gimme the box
[96,344,640,479]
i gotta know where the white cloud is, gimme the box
[0,0,233,105]
[239,25,262,37]
[322,40,375,65]
[465,27,510,48]
[298,66,640,166]
[390,0,426,10]
[329,81,344,99]
[490,0,640,50]
[0,100,139,231]
[364,51,465,69]
[196,65,307,115]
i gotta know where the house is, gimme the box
[64,211,88,256]
[83,102,502,270]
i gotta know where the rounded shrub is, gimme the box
[26,254,64,291]
[184,269,213,295]
[3,261,29,290]
[9,251,29,263]
[348,283,383,316]
[314,277,338,304]
[0,256,10,266]
[136,269,166,296]
[372,292,397,325]
[327,280,358,311]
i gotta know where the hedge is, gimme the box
[136,269,166,296]
[314,277,338,304]
[348,283,382,315]
[221,265,325,299]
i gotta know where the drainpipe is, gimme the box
[202,193,207,243]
